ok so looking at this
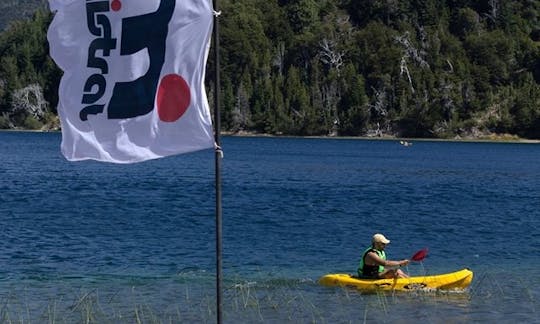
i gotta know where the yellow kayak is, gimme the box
[319,268,473,292]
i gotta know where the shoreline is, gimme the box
[221,130,540,144]
[1,128,538,144]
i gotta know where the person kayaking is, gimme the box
[357,233,410,279]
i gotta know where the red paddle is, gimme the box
[411,248,428,262]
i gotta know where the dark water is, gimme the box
[0,132,538,323]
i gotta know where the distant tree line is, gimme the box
[0,0,539,139]
[0,0,47,31]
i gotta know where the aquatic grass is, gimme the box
[374,290,389,315]
[469,271,505,300]
[1,271,528,323]
[222,276,382,323]
[47,299,60,324]
[516,277,536,312]
[0,287,466,323]
[466,270,539,321]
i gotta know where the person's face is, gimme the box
[375,242,387,250]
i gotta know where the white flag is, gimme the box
[47,0,215,163]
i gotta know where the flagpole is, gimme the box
[212,0,223,323]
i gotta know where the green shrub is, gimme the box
[23,115,42,130]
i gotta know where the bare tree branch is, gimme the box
[272,42,286,76]
[395,31,429,69]
[319,38,344,73]
[12,84,48,120]
[484,0,499,23]
[400,57,415,93]
[369,87,388,117]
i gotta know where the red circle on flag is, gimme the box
[156,74,191,122]
[111,0,122,11]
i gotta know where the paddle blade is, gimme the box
[411,248,428,261]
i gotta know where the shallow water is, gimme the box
[0,132,538,322]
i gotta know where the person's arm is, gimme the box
[366,252,409,267]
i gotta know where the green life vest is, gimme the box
[357,247,386,277]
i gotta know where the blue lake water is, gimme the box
[0,131,539,323]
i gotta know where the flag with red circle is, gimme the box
[47,0,215,163]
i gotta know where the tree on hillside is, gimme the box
[0,0,539,138]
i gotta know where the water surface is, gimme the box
[0,132,538,322]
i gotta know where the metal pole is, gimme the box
[212,0,223,323]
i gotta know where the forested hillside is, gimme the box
[0,0,47,31]
[0,0,539,139]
